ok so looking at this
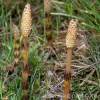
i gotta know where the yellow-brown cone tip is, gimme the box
[66,19,78,48]
[12,24,20,38]
[21,3,32,37]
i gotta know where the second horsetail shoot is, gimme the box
[64,19,78,100]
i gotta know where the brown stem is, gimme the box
[22,37,30,100]
[64,48,72,100]
[44,13,52,43]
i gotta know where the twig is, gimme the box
[80,69,95,86]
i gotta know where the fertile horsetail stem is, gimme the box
[20,3,32,100]
[44,0,53,44]
[13,24,20,66]
[64,19,78,100]
[6,24,20,73]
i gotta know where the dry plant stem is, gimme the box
[64,48,72,100]
[44,0,53,45]
[22,37,30,100]
[45,13,52,44]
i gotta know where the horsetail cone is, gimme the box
[44,0,52,13]
[21,3,32,37]
[66,19,78,48]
